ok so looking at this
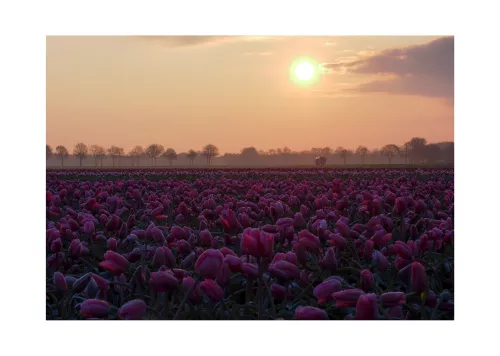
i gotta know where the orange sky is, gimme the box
[46,36,453,154]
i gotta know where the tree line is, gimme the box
[46,137,453,167]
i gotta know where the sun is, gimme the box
[294,61,315,81]
[290,57,319,86]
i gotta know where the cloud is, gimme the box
[322,36,454,100]
[141,36,232,47]
[242,52,273,56]
[141,36,280,48]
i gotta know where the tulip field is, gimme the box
[46,168,454,320]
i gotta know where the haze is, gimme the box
[46,36,453,154]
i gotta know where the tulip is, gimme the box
[53,272,67,294]
[268,260,300,281]
[107,238,118,251]
[50,238,62,253]
[328,233,347,249]
[80,299,110,318]
[119,299,147,320]
[240,228,274,259]
[99,251,129,275]
[297,230,321,252]
[72,272,92,293]
[322,247,337,271]
[387,306,404,319]
[242,263,259,279]
[411,262,427,294]
[332,289,365,307]
[294,306,328,320]
[363,240,374,261]
[394,241,413,260]
[355,293,378,320]
[200,279,224,302]
[293,212,307,229]
[216,262,231,287]
[394,257,411,271]
[182,277,203,304]
[194,249,224,279]
[371,230,392,247]
[224,255,243,273]
[395,197,407,215]
[313,279,342,304]
[148,270,179,293]
[335,220,351,237]
[200,229,213,246]
[372,251,389,272]
[359,269,374,292]
[380,292,406,308]
[270,283,288,301]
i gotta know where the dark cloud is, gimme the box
[323,36,454,100]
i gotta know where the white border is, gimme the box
[1,1,499,356]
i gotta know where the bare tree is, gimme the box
[129,146,144,166]
[73,143,88,167]
[46,145,53,161]
[355,146,369,165]
[145,144,164,166]
[55,145,69,167]
[90,145,105,167]
[187,149,197,165]
[163,148,178,165]
[335,146,349,165]
[380,144,400,164]
[202,144,219,165]
[107,146,124,166]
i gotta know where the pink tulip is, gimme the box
[294,306,328,320]
[80,299,110,318]
[99,251,129,275]
[119,299,147,320]
[380,292,406,308]
[355,293,378,320]
[194,249,224,279]
[313,279,342,304]
[200,279,224,302]
[332,289,365,307]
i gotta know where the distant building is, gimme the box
[315,156,327,166]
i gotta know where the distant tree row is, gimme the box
[46,143,220,167]
[46,138,453,167]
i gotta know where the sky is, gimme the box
[46,36,454,154]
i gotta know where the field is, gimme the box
[46,168,454,320]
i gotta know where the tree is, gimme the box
[424,143,442,164]
[73,143,88,167]
[408,137,427,164]
[46,145,53,160]
[107,146,124,167]
[202,144,219,165]
[145,144,164,166]
[129,146,144,166]
[335,146,349,165]
[90,145,106,167]
[355,146,369,164]
[55,145,69,167]
[321,147,332,156]
[400,142,410,164]
[163,148,178,165]
[187,149,197,165]
[380,144,400,164]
